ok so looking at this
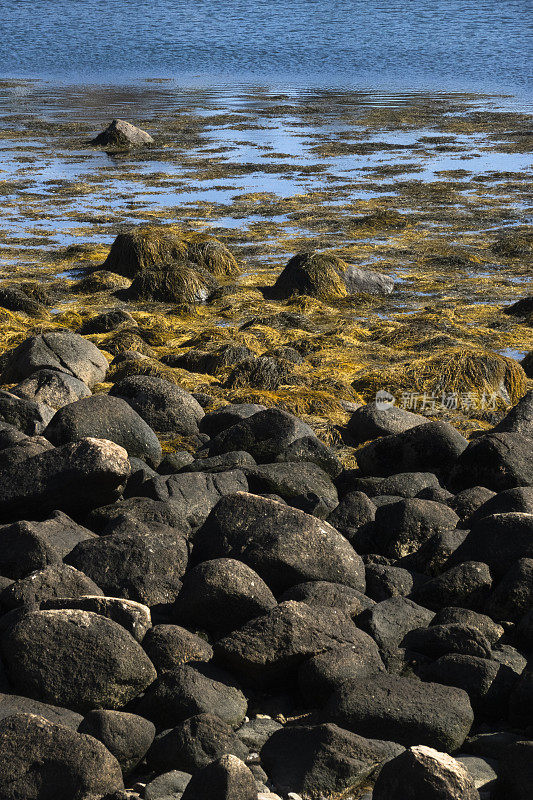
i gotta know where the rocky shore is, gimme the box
[0,286,532,798]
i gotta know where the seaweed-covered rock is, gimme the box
[225,356,297,390]
[80,308,137,334]
[1,331,108,387]
[0,712,124,800]
[0,609,156,712]
[0,284,48,317]
[199,402,267,438]
[373,745,479,800]
[71,269,131,293]
[193,492,365,594]
[45,395,162,467]
[90,118,154,147]
[127,261,218,304]
[186,233,239,277]
[273,251,393,300]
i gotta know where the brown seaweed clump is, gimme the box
[272,252,348,300]
[491,229,533,258]
[127,261,218,305]
[102,227,239,280]
[225,356,300,390]
[351,209,409,230]
[72,271,131,294]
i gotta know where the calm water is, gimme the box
[0,0,531,95]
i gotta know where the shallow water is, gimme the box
[1,0,531,96]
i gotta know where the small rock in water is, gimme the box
[90,118,154,147]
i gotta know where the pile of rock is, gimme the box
[0,329,532,799]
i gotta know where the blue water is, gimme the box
[0,0,531,95]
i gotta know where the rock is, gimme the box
[431,608,503,646]
[142,624,213,672]
[0,519,62,578]
[464,730,521,760]
[508,670,533,728]
[214,601,369,687]
[45,394,162,467]
[193,493,365,594]
[365,563,421,601]
[173,558,276,636]
[497,740,533,800]
[208,408,316,461]
[80,308,137,334]
[65,525,188,607]
[0,390,54,435]
[402,624,492,660]
[372,498,459,558]
[322,674,474,751]
[515,607,533,651]
[446,513,533,580]
[359,596,435,657]
[448,432,533,491]
[1,331,108,387]
[144,770,192,800]
[199,403,267,438]
[373,745,479,800]
[147,712,248,773]
[0,713,124,800]
[298,641,385,704]
[158,449,195,473]
[398,529,468,576]
[456,754,498,794]
[347,402,426,444]
[326,490,376,551]
[0,609,156,712]
[244,461,339,517]
[0,693,83,730]
[279,580,374,618]
[0,437,130,521]
[181,754,257,800]
[127,261,218,304]
[86,495,189,534]
[13,368,92,411]
[0,284,48,316]
[485,558,533,622]
[422,654,517,720]
[143,470,248,529]
[449,486,496,525]
[72,269,132,293]
[0,434,53,470]
[5,511,96,564]
[275,435,342,478]
[110,374,204,436]
[186,234,239,277]
[0,564,102,611]
[272,251,393,300]
[466,486,533,526]
[90,118,154,147]
[412,561,492,611]
[180,451,257,474]
[135,663,247,728]
[40,596,152,642]
[78,709,155,775]
[357,421,468,478]
[376,471,442,498]
[261,723,403,798]
[237,717,283,751]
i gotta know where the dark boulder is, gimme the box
[412,561,492,611]
[402,623,493,660]
[41,596,152,642]
[90,118,154,147]
[485,558,533,622]
[13,368,92,410]
[193,493,365,594]
[86,495,189,534]
[446,513,533,580]
[275,434,342,478]
[142,624,213,672]
[360,596,435,657]
[347,402,426,444]
[0,693,83,730]
[110,374,204,435]
[298,640,385,705]
[80,308,137,334]
[198,403,266,438]
[0,564,102,611]
[0,609,157,712]
[180,754,257,800]
[207,407,316,461]
[326,491,376,551]
[365,563,422,601]
[449,486,496,525]
[0,284,48,317]
[0,390,54,435]
[244,461,339,517]
[1,331,108,387]
[372,498,459,558]
[431,608,503,646]
[448,432,533,491]
[179,450,256,474]
[466,486,533,526]
[78,709,155,775]
[45,394,162,467]
[497,740,533,800]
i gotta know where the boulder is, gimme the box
[0,693,82,730]
[279,580,374,618]
[144,771,192,800]
[207,407,316,461]
[110,374,204,435]
[1,331,108,387]
[45,395,162,467]
[80,308,137,334]
[142,624,213,672]
[0,437,130,521]
[193,493,365,594]
[446,513,533,579]
[181,754,257,800]
[347,402,426,444]
[373,498,459,558]
[275,435,342,478]
[78,709,155,775]
[485,558,533,622]
[199,403,266,438]
[90,118,154,147]
[0,564,102,611]
[0,712,124,800]
[322,673,474,751]
[261,724,403,798]
[448,432,533,491]
[412,561,492,611]
[360,596,435,657]
[244,461,339,517]
[40,596,152,642]
[326,491,376,550]
[0,390,54,435]
[402,623,492,660]
[497,740,533,800]
[127,261,218,304]
[86,495,189,534]
[298,640,385,705]
[0,284,48,316]
[13,368,92,410]
[466,486,533,526]
[373,745,479,800]
[0,609,157,712]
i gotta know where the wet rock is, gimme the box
[142,624,213,672]
[110,374,204,436]
[173,558,276,636]
[0,712,124,800]
[40,596,152,642]
[0,390,54,435]
[0,436,130,521]
[147,712,248,773]
[1,330,108,388]
[215,600,368,687]
[0,564,102,611]
[298,640,385,704]
[193,493,365,594]
[347,401,426,444]
[127,261,218,304]
[208,407,316,461]
[13,368,92,411]
[322,673,474,751]
[90,118,154,147]
[357,421,468,478]
[135,663,247,728]
[65,525,188,607]
[261,723,403,798]
[373,498,459,558]
[181,754,257,800]
[373,745,479,800]
[412,561,492,611]
[245,461,338,517]
[78,709,155,775]
[45,394,162,467]
[0,609,156,712]
[199,402,267,438]
[80,308,137,334]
